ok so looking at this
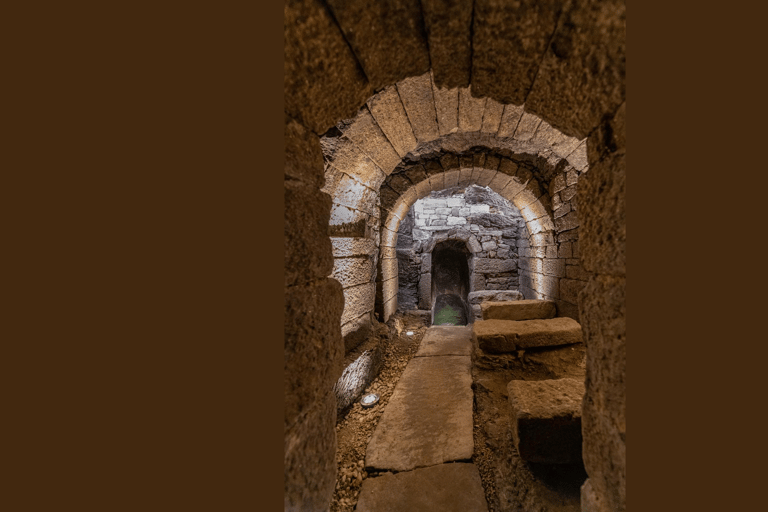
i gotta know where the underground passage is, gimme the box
[285,2,625,512]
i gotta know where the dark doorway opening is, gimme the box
[431,240,470,326]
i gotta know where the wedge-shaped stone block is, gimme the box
[368,86,418,158]
[473,317,582,353]
[507,378,585,463]
[481,299,556,321]
[356,463,489,512]
[366,355,474,471]
[397,73,440,143]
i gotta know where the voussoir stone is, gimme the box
[473,317,582,353]
[356,463,488,512]
[481,299,556,321]
[507,378,585,463]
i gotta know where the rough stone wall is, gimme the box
[517,165,590,321]
[285,1,625,510]
[395,185,525,314]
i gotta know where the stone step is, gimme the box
[473,317,582,353]
[365,353,474,472]
[507,378,585,464]
[356,463,489,512]
[481,299,557,321]
[467,289,523,319]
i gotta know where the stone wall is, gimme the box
[395,185,526,314]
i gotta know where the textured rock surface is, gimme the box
[285,278,345,427]
[366,355,474,471]
[474,317,582,353]
[507,378,585,463]
[481,299,557,321]
[415,325,473,357]
[324,0,430,90]
[467,289,524,305]
[284,0,372,134]
[420,1,473,88]
[284,392,338,512]
[356,463,488,512]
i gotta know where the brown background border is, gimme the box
[3,1,765,510]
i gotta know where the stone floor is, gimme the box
[358,325,489,512]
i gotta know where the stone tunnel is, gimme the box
[284,1,625,511]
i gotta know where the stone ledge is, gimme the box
[473,317,582,353]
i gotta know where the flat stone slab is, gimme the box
[366,355,474,471]
[467,289,524,305]
[507,378,584,464]
[416,326,473,357]
[481,299,557,321]
[473,317,582,353]
[356,463,488,512]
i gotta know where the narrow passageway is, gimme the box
[356,325,488,512]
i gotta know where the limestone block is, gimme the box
[481,299,556,321]
[341,282,376,326]
[368,86,418,158]
[578,149,625,275]
[432,78,460,136]
[481,240,497,251]
[560,278,586,304]
[467,289,524,305]
[532,119,583,159]
[326,139,387,191]
[285,182,333,288]
[285,115,325,188]
[332,256,375,288]
[420,1,472,88]
[473,317,582,353]
[285,278,345,427]
[284,0,372,134]
[356,463,488,512]
[474,258,516,273]
[497,104,524,138]
[507,378,585,463]
[579,274,626,512]
[421,253,432,274]
[447,216,467,225]
[488,172,513,194]
[543,258,566,278]
[343,107,402,174]
[471,0,562,105]
[525,0,625,139]
[513,111,542,141]
[397,73,440,143]
[341,312,374,352]
[331,237,376,258]
[458,167,474,187]
[470,204,490,214]
[404,164,428,185]
[475,167,497,187]
[480,97,504,135]
[418,273,432,309]
[325,0,430,90]
[468,236,482,253]
[444,169,460,188]
[284,392,338,512]
[458,87,486,132]
[568,141,589,171]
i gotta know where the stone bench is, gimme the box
[507,378,585,464]
[481,299,556,321]
[473,317,582,353]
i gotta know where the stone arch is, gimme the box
[376,153,569,321]
[285,2,625,510]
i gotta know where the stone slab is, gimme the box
[467,289,524,305]
[473,317,582,353]
[356,463,488,512]
[507,378,584,463]
[481,299,556,321]
[366,355,474,471]
[416,325,473,357]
